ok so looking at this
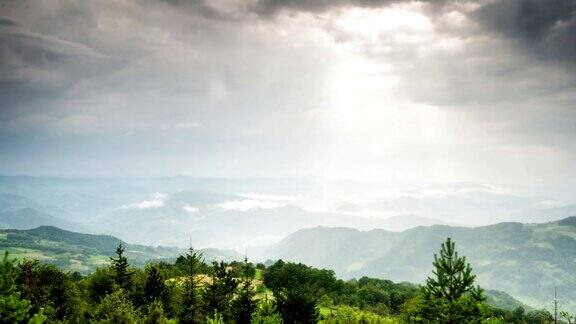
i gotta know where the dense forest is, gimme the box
[0,238,564,323]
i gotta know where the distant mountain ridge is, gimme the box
[376,214,453,231]
[100,202,450,248]
[1,180,451,249]
[5,175,570,249]
[0,208,87,232]
[262,217,576,311]
[0,193,45,212]
[557,216,576,226]
[514,204,576,224]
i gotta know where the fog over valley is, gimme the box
[0,175,573,249]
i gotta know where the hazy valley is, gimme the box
[2,175,576,314]
[1,175,573,250]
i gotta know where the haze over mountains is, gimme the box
[0,208,86,232]
[1,175,575,249]
[4,206,576,312]
[2,175,576,312]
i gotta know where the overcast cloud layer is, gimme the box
[0,0,575,188]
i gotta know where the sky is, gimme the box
[0,0,575,188]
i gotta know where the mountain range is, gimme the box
[1,175,576,249]
[2,174,576,312]
[262,217,576,311]
[0,224,533,315]
[0,179,454,248]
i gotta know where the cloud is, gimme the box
[253,0,576,70]
[474,0,576,67]
[239,193,298,201]
[0,15,115,111]
[252,0,448,17]
[0,0,575,188]
[121,193,167,209]
[217,199,285,211]
[183,204,199,213]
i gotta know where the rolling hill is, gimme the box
[262,217,576,311]
[0,226,532,317]
[0,226,242,274]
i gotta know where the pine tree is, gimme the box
[205,310,225,324]
[0,252,32,323]
[144,266,165,304]
[17,262,78,321]
[274,287,319,324]
[86,268,115,302]
[402,237,488,324]
[203,261,238,321]
[231,279,257,324]
[179,247,203,324]
[94,289,141,323]
[110,243,131,290]
[561,311,575,324]
[425,237,478,301]
[241,256,256,279]
[144,300,168,324]
[251,296,282,324]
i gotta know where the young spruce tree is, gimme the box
[425,237,478,301]
[179,247,203,324]
[402,237,487,324]
[232,279,257,323]
[144,266,165,304]
[0,252,31,323]
[110,243,131,290]
[203,261,238,321]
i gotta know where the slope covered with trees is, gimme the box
[265,217,576,310]
[0,237,558,323]
[0,226,241,274]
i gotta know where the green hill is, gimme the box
[264,217,576,311]
[0,226,241,274]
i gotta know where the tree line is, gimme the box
[0,238,565,323]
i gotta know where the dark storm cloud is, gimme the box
[0,17,119,120]
[474,0,576,66]
[0,18,17,26]
[254,0,359,16]
[254,0,576,68]
[253,0,438,16]
[159,0,249,21]
[0,0,332,135]
[0,0,575,184]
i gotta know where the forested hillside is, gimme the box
[0,226,241,274]
[265,217,576,311]
[0,238,558,323]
